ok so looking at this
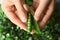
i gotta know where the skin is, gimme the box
[1,0,54,34]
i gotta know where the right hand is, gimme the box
[1,0,29,31]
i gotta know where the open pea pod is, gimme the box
[30,11,41,34]
[27,11,41,34]
[25,0,41,34]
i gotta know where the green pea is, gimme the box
[27,12,32,33]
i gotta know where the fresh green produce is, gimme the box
[25,0,41,34]
[27,12,32,33]
[27,11,41,34]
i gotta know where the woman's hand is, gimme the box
[32,0,54,27]
[1,0,29,31]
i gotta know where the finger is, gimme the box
[2,5,35,34]
[11,0,27,23]
[33,0,39,10]
[2,0,14,7]
[39,0,54,27]
[34,0,50,21]
[23,4,29,12]
[1,5,27,30]
[23,4,35,15]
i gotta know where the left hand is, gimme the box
[32,0,54,27]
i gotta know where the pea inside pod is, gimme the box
[27,12,32,33]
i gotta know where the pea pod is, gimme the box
[25,0,41,34]
[30,11,41,34]
[25,0,33,34]
[27,11,41,34]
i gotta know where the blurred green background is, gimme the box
[0,1,60,40]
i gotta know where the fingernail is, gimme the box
[34,16,39,21]
[21,17,27,23]
[31,30,34,34]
